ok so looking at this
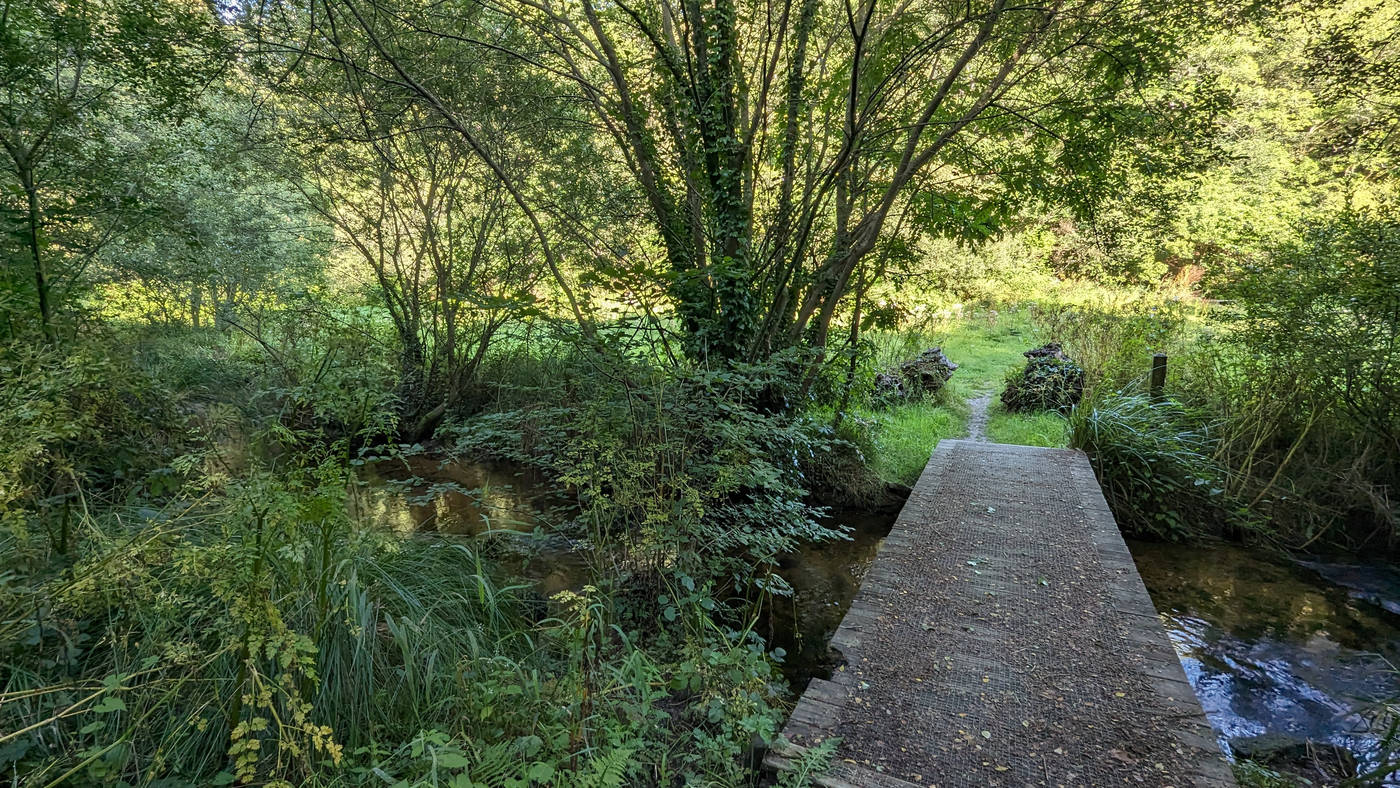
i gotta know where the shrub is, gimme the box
[1212,212,1400,547]
[0,337,191,559]
[0,445,793,786]
[1226,212,1400,452]
[443,350,849,588]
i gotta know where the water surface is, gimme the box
[356,455,894,686]
[358,458,1400,783]
[769,509,893,684]
[355,455,587,595]
[1130,540,1400,781]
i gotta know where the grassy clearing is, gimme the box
[934,312,1040,394]
[861,309,1063,473]
[986,405,1070,448]
[863,400,966,485]
[869,310,1037,392]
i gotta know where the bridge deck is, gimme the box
[768,440,1233,787]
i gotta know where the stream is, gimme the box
[353,455,589,596]
[353,454,893,683]
[359,457,1400,783]
[1129,540,1400,782]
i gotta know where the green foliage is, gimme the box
[269,0,1235,365]
[0,0,227,338]
[1072,394,1253,541]
[985,408,1069,448]
[95,93,332,329]
[5,0,1400,784]
[989,225,1400,547]
[1161,210,1400,548]
[445,349,847,582]
[1021,0,1400,290]
[861,404,964,486]
[253,307,403,444]
[1030,297,1199,399]
[771,737,840,788]
[1,437,795,786]
[1227,212,1400,454]
[3,460,363,785]
[888,232,1061,308]
[1232,760,1304,788]
[859,310,1037,406]
[0,336,188,557]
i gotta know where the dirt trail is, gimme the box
[966,395,991,442]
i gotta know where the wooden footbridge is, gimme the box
[767,440,1234,787]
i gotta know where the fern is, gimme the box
[581,747,634,788]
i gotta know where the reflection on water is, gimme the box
[1131,540,1400,781]
[355,455,568,535]
[771,509,893,685]
[355,455,587,596]
[1302,561,1400,618]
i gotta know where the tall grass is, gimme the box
[1,445,799,785]
[1071,393,1257,540]
[1036,286,1397,549]
[1030,297,1205,400]
[0,462,564,785]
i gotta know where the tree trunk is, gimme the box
[21,168,53,343]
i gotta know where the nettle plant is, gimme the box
[447,356,846,585]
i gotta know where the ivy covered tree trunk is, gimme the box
[646,0,760,362]
[704,0,756,361]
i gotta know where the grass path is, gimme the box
[966,395,991,442]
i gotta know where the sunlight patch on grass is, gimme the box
[868,309,1040,395]
[859,309,1070,481]
[985,406,1069,448]
[864,401,964,485]
[937,317,1038,393]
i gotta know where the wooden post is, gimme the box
[1150,353,1167,401]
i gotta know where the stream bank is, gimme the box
[359,455,1400,784]
[355,454,898,689]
